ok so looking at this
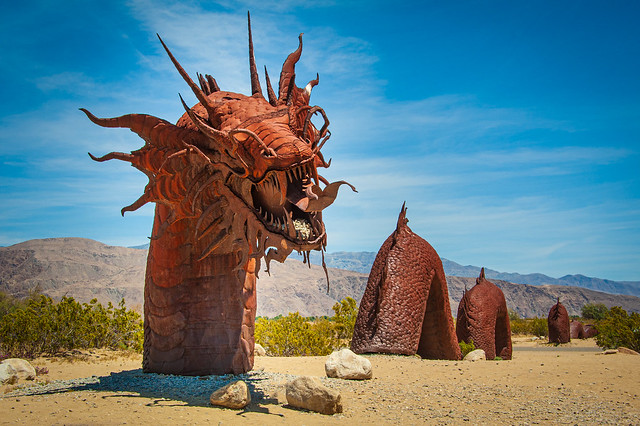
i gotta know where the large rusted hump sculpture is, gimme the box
[456,268,513,360]
[81,13,355,375]
[351,204,461,360]
[548,298,570,344]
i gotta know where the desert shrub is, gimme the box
[332,296,358,343]
[459,339,476,357]
[0,291,26,320]
[0,295,143,358]
[529,317,548,337]
[595,306,640,351]
[255,297,360,356]
[254,312,335,356]
[508,309,520,321]
[510,317,548,337]
[510,318,529,335]
[581,303,609,321]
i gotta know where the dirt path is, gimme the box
[1,339,639,425]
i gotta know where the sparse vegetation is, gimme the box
[254,297,359,356]
[0,293,143,359]
[459,339,476,357]
[0,290,27,319]
[595,306,640,351]
[581,303,609,320]
[508,309,520,321]
[510,316,548,337]
[332,296,358,342]
[254,312,335,356]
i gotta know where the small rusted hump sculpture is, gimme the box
[548,298,570,344]
[456,268,513,360]
[82,13,355,375]
[570,320,585,339]
[350,204,461,360]
[582,323,598,338]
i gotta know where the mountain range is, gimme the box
[309,251,640,298]
[1,238,638,318]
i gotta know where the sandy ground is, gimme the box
[1,338,639,425]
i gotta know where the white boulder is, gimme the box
[286,376,343,415]
[1,358,36,381]
[210,380,251,409]
[325,348,372,380]
[463,349,486,361]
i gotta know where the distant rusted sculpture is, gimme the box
[570,320,598,339]
[570,320,585,339]
[582,323,598,338]
[456,268,513,360]
[82,14,355,375]
[350,204,461,360]
[548,299,570,343]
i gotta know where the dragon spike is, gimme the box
[206,74,220,92]
[247,11,263,97]
[264,66,277,106]
[157,34,217,117]
[197,73,211,95]
[278,33,303,104]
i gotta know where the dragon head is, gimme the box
[82,13,355,275]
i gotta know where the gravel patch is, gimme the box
[1,368,300,406]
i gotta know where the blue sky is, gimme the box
[1,1,639,281]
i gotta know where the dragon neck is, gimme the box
[143,204,257,375]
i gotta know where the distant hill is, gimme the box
[309,251,640,298]
[0,238,146,308]
[1,238,638,317]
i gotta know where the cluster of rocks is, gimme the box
[210,348,371,415]
[0,359,37,385]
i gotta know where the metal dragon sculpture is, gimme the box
[81,13,355,375]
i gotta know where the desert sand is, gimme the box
[1,338,639,425]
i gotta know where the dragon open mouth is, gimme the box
[250,163,325,245]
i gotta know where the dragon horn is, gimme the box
[247,11,263,97]
[304,73,319,97]
[278,33,303,104]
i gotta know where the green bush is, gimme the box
[254,312,335,356]
[529,317,549,337]
[510,317,548,337]
[581,303,609,320]
[255,297,360,356]
[0,295,143,358]
[595,306,640,351]
[332,296,358,343]
[508,309,520,321]
[459,339,476,357]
